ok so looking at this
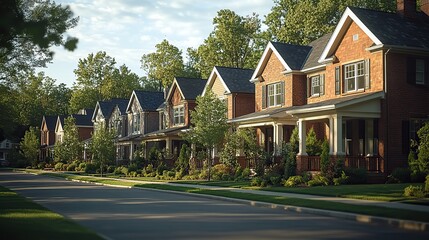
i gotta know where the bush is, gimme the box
[76,162,86,171]
[106,165,115,173]
[156,162,168,176]
[269,175,282,186]
[128,163,139,173]
[284,175,304,187]
[333,171,349,185]
[301,171,312,182]
[251,176,263,186]
[388,168,411,183]
[67,163,77,171]
[211,164,232,181]
[411,171,427,183]
[241,168,251,179]
[307,174,329,186]
[404,185,425,198]
[425,174,429,192]
[84,163,97,174]
[344,168,367,184]
[37,162,46,169]
[54,162,63,171]
[121,167,129,176]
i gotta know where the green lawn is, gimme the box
[0,185,103,240]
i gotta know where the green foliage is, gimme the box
[140,39,185,88]
[54,162,63,171]
[55,117,82,163]
[416,122,429,174]
[191,9,263,78]
[220,130,241,168]
[333,171,350,186]
[211,164,233,181]
[283,127,299,179]
[175,144,190,173]
[306,127,322,156]
[387,168,411,183]
[307,174,329,186]
[425,175,429,192]
[156,162,168,176]
[264,0,395,45]
[20,126,39,167]
[84,163,97,174]
[344,168,367,184]
[148,147,161,167]
[320,140,330,177]
[403,185,425,198]
[284,175,305,187]
[90,126,115,176]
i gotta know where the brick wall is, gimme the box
[229,93,255,119]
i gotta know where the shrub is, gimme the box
[404,185,425,198]
[234,167,243,180]
[241,168,251,179]
[67,163,77,171]
[333,171,349,185]
[344,167,367,184]
[411,171,426,183]
[145,164,154,174]
[389,168,411,183]
[251,176,263,186]
[128,163,139,173]
[156,162,168,176]
[54,162,63,171]
[307,174,329,186]
[301,171,312,182]
[269,175,282,186]
[107,165,115,173]
[37,162,46,169]
[425,174,429,192]
[306,127,322,156]
[128,171,138,177]
[113,166,123,175]
[284,175,304,187]
[211,164,232,181]
[320,140,330,177]
[61,163,69,171]
[84,163,97,174]
[121,167,129,176]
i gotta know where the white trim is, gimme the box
[251,42,292,81]
[166,78,185,102]
[228,114,270,123]
[202,67,231,96]
[319,7,382,62]
[301,64,327,73]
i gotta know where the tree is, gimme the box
[192,10,263,78]
[184,91,228,180]
[306,127,322,156]
[264,0,395,45]
[20,126,40,167]
[54,117,82,163]
[220,130,241,168]
[70,51,141,112]
[141,39,185,89]
[283,127,298,179]
[410,122,429,177]
[90,126,115,177]
[0,0,78,82]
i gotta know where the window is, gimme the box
[173,106,185,126]
[133,112,140,133]
[416,59,425,85]
[344,61,365,92]
[267,82,283,107]
[311,76,320,96]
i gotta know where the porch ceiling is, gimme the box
[229,106,297,126]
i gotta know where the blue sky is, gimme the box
[38,0,275,87]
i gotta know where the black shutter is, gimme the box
[342,65,346,93]
[320,74,325,95]
[262,85,266,109]
[407,57,416,84]
[402,120,410,154]
[335,66,340,95]
[365,59,370,89]
[307,77,310,97]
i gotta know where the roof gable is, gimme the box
[167,77,206,101]
[203,66,255,95]
[41,115,58,131]
[126,90,164,113]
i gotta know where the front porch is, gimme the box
[296,155,384,172]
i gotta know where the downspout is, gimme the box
[233,93,237,118]
[384,48,391,173]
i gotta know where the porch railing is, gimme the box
[298,155,383,173]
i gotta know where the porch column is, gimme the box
[329,117,334,154]
[333,114,344,155]
[166,138,172,156]
[365,119,374,156]
[130,143,134,160]
[273,124,284,156]
[298,119,307,155]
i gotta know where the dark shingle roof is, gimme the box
[114,98,130,115]
[175,77,206,100]
[303,33,333,69]
[98,101,116,119]
[215,67,255,93]
[349,7,429,49]
[134,91,165,111]
[72,114,93,127]
[43,116,58,131]
[270,42,312,70]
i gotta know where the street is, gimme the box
[0,171,427,240]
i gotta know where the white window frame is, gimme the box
[311,75,321,96]
[133,112,140,134]
[173,106,185,126]
[416,59,425,85]
[267,82,282,107]
[344,61,365,92]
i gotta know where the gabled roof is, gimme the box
[115,98,129,115]
[320,7,429,62]
[72,114,93,127]
[167,77,206,101]
[92,101,116,122]
[41,116,58,131]
[302,33,332,70]
[127,90,164,113]
[204,66,255,95]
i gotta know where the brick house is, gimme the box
[40,115,58,161]
[202,66,255,119]
[231,1,429,178]
[116,90,164,161]
[142,77,206,161]
[54,110,94,145]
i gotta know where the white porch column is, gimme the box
[298,119,307,155]
[365,119,374,156]
[329,117,334,154]
[130,143,134,160]
[273,124,284,156]
[166,138,172,156]
[333,114,344,155]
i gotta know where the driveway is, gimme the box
[0,171,427,240]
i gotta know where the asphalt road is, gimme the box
[0,171,427,240]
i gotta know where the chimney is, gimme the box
[397,0,417,17]
[421,0,429,16]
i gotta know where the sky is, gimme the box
[38,0,275,87]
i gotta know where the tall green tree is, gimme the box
[70,51,141,112]
[140,39,185,89]
[192,9,263,78]
[184,91,228,180]
[0,0,78,82]
[20,126,40,167]
[90,126,115,177]
[264,0,395,45]
[54,117,82,163]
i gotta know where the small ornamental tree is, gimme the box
[283,127,299,179]
[220,130,241,168]
[90,126,115,177]
[184,90,228,181]
[20,127,40,167]
[320,140,330,178]
[54,117,82,163]
[306,127,322,156]
[176,144,191,174]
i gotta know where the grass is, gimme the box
[0,185,103,240]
